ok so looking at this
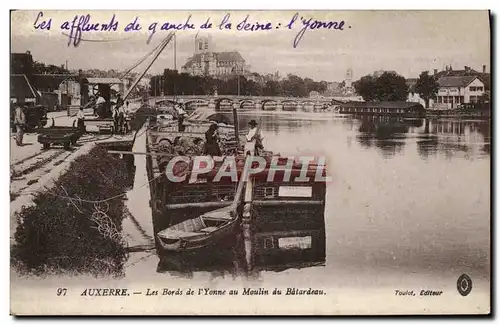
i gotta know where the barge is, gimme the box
[145,105,327,272]
[339,101,426,117]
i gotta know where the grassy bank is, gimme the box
[11,146,133,277]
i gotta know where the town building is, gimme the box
[10,50,128,110]
[181,35,247,78]
[10,74,38,103]
[406,65,489,109]
[435,75,486,109]
[406,78,431,108]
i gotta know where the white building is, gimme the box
[435,76,485,109]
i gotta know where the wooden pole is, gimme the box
[232,104,240,148]
[123,31,175,102]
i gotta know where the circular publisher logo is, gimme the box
[457,274,472,296]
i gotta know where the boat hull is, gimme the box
[156,215,240,253]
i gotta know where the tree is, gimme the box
[263,80,282,96]
[479,90,490,103]
[376,72,408,101]
[354,72,408,102]
[415,71,439,108]
[353,75,378,101]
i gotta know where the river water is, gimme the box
[11,111,491,315]
[124,112,490,310]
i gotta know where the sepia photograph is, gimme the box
[9,9,491,315]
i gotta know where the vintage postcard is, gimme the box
[9,10,491,315]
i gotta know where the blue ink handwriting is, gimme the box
[60,14,118,47]
[287,13,346,48]
[33,11,52,30]
[217,13,232,30]
[32,11,350,48]
[124,17,141,32]
[200,17,212,29]
[237,15,272,31]
[146,15,195,44]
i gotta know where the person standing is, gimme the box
[204,123,222,156]
[244,120,263,156]
[14,101,26,146]
[175,103,187,132]
[117,104,125,133]
[95,94,106,117]
[76,106,86,133]
[116,93,124,109]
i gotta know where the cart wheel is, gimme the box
[42,143,50,150]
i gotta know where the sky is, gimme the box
[10,10,491,82]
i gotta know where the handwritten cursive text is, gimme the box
[287,13,346,48]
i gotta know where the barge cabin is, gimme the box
[339,101,425,117]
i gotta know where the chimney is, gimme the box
[433,68,438,75]
[483,65,486,73]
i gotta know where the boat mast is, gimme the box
[173,33,177,101]
[123,31,176,102]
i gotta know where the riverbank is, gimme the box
[11,145,133,276]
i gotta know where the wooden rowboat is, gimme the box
[156,157,247,252]
[156,205,239,252]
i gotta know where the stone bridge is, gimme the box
[149,95,348,111]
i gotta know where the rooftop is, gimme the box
[182,51,245,69]
[10,74,38,99]
[32,74,77,92]
[437,76,479,88]
[85,77,123,85]
[341,101,424,110]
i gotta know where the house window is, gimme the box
[198,42,203,50]
[470,96,478,103]
[470,86,484,92]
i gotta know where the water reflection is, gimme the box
[416,118,490,160]
[156,238,245,279]
[150,111,489,280]
[355,115,409,158]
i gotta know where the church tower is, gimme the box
[194,34,212,54]
[345,68,353,88]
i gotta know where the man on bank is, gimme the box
[95,94,106,117]
[76,106,86,133]
[14,100,27,146]
[113,93,126,133]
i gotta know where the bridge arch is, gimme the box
[155,99,177,106]
[214,97,235,111]
[239,99,255,109]
[184,98,208,105]
[281,99,300,111]
[261,99,278,111]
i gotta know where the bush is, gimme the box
[11,146,133,277]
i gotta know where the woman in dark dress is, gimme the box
[204,123,222,156]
